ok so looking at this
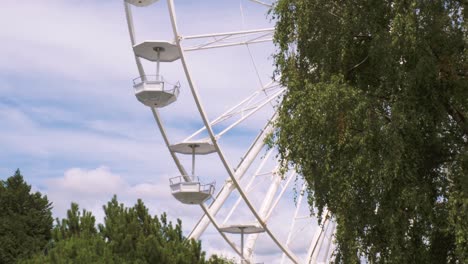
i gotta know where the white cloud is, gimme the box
[50,167,127,195]
[42,166,201,225]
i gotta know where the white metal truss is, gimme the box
[183,28,274,52]
[243,168,297,259]
[221,148,277,227]
[122,1,336,263]
[280,183,308,264]
[184,81,284,142]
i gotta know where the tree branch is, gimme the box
[445,103,468,136]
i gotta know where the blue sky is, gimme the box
[0,1,325,263]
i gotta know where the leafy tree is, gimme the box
[0,169,53,263]
[271,0,467,263]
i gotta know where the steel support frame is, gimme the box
[185,81,282,141]
[222,148,275,226]
[305,210,331,264]
[183,28,273,52]
[280,183,308,264]
[184,38,273,52]
[184,28,273,40]
[167,1,299,262]
[202,88,284,140]
[244,169,296,260]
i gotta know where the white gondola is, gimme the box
[133,75,180,107]
[132,41,181,108]
[169,143,216,204]
[125,0,158,7]
[170,176,215,204]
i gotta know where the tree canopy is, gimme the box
[0,170,232,264]
[0,169,53,263]
[20,196,233,264]
[271,0,467,263]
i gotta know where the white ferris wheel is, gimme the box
[122,0,335,263]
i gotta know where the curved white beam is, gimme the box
[166,1,299,262]
[123,2,145,79]
[150,108,188,176]
[323,222,336,263]
[248,0,273,8]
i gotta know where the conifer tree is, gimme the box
[0,170,53,263]
[53,202,97,241]
[22,195,233,264]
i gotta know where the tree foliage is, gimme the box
[271,0,467,263]
[52,202,97,242]
[0,169,53,263]
[21,196,233,264]
[98,196,206,264]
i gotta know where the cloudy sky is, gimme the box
[0,0,328,263]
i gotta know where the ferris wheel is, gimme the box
[122,0,335,263]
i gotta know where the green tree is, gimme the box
[53,202,97,241]
[23,196,233,264]
[271,0,467,263]
[19,235,118,264]
[0,169,53,263]
[98,196,206,264]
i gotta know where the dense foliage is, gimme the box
[19,196,233,264]
[1,171,232,264]
[271,0,467,263]
[0,170,53,263]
